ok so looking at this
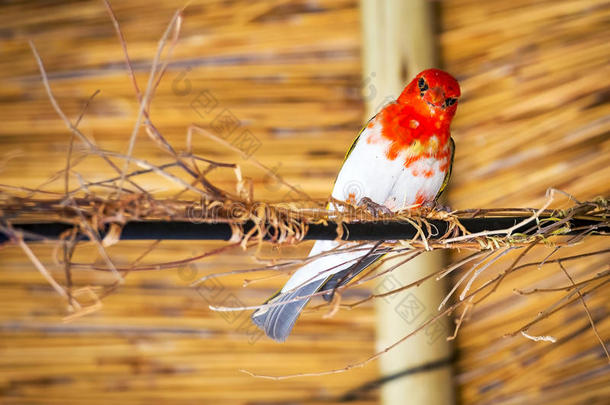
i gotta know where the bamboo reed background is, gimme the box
[440,1,609,403]
[0,0,608,404]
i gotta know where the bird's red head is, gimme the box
[373,69,460,162]
[397,68,461,120]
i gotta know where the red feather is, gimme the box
[374,69,460,168]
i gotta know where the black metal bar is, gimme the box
[1,217,607,244]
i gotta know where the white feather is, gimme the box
[282,120,449,293]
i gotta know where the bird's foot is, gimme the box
[358,197,392,217]
[421,200,453,213]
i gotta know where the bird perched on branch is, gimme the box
[252,69,461,341]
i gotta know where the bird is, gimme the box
[252,68,461,342]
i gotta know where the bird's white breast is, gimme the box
[332,121,449,210]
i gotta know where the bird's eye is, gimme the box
[445,97,457,107]
[418,77,428,92]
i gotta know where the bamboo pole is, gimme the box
[360,0,454,403]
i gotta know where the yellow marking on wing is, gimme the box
[435,137,455,201]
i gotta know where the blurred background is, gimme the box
[0,0,608,404]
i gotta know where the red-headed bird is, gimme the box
[252,69,461,341]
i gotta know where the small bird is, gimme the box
[252,69,461,341]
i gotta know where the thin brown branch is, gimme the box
[558,262,610,362]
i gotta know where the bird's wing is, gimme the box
[251,243,386,341]
[435,136,455,201]
[327,115,381,208]
[320,244,390,301]
[331,113,409,205]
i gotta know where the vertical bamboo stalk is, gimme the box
[360,0,454,403]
